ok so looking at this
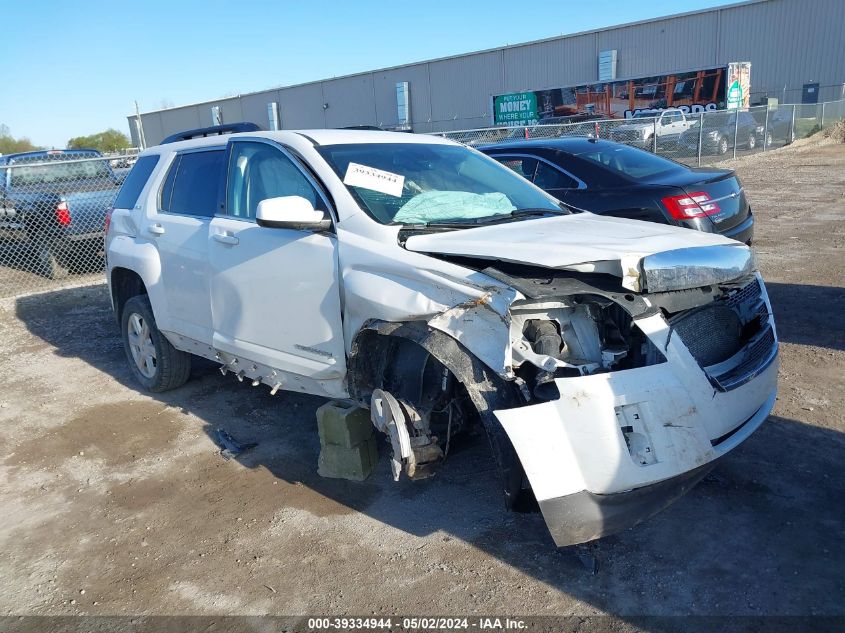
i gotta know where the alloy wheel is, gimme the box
[127,312,157,378]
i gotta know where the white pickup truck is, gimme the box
[611,108,696,149]
[106,124,778,547]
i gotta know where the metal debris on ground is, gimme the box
[214,427,258,460]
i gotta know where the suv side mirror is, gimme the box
[255,196,331,231]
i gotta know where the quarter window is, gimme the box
[226,142,323,220]
[497,157,539,180]
[494,155,578,190]
[159,150,224,217]
[534,162,578,190]
[114,155,159,210]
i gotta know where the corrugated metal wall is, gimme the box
[596,11,720,77]
[718,0,845,102]
[129,0,845,146]
[502,33,597,92]
[428,51,504,131]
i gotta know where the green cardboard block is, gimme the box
[317,439,379,482]
[316,400,374,448]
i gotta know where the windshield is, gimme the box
[574,143,684,181]
[316,142,565,225]
[9,153,113,188]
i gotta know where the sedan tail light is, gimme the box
[104,207,113,234]
[55,201,72,226]
[661,191,721,220]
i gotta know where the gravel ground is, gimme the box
[0,138,843,625]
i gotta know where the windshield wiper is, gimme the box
[419,208,567,228]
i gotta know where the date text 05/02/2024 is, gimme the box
[307,617,528,630]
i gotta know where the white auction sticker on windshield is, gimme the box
[343,162,405,197]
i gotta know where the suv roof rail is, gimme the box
[160,122,261,145]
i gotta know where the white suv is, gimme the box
[106,124,778,546]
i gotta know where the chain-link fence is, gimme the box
[0,152,126,298]
[438,98,845,168]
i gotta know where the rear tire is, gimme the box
[35,243,69,280]
[121,295,191,392]
[747,133,756,150]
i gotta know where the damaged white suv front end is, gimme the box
[315,136,778,547]
[498,253,776,545]
[395,220,777,546]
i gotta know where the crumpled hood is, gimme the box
[403,213,749,291]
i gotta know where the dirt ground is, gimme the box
[0,138,843,625]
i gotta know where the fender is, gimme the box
[107,236,167,328]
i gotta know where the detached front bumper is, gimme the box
[534,390,774,546]
[495,297,779,546]
[540,460,718,547]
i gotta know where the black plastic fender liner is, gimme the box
[348,320,527,510]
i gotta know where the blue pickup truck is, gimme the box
[0,149,121,279]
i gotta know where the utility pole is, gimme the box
[134,100,147,150]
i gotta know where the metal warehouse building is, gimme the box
[128,0,845,146]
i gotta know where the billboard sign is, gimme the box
[726,62,752,109]
[493,64,748,126]
[493,92,539,127]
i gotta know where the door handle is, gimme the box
[213,232,239,246]
[148,223,165,236]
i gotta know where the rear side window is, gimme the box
[113,155,159,210]
[160,150,224,217]
[494,156,578,190]
[574,144,684,181]
[496,156,539,180]
[533,162,578,190]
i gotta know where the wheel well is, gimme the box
[348,321,528,509]
[111,267,147,324]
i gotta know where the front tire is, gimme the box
[747,133,756,150]
[121,295,191,392]
[717,136,729,155]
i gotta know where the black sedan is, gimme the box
[478,137,754,244]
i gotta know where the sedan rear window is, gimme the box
[574,144,684,181]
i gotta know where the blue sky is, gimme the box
[0,0,739,148]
